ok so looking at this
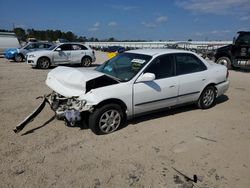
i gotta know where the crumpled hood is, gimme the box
[46,66,104,97]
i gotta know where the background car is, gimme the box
[45,49,229,134]
[4,42,53,62]
[106,46,126,59]
[107,46,125,53]
[26,43,96,69]
[0,32,20,57]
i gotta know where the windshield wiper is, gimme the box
[105,74,121,82]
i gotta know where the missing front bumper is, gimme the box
[13,93,92,134]
[13,97,47,133]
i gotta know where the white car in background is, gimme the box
[26,43,96,69]
[42,49,229,135]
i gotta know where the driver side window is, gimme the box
[145,54,175,79]
[236,34,250,45]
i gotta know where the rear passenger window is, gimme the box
[72,44,88,50]
[80,45,88,50]
[176,53,207,75]
[145,54,175,79]
[37,43,45,49]
[59,44,72,51]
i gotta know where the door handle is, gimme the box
[169,85,176,88]
[202,79,206,81]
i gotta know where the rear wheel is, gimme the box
[89,104,124,135]
[37,57,50,69]
[198,86,216,109]
[14,53,23,62]
[81,57,92,67]
[216,57,232,69]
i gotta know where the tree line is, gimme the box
[0,28,147,42]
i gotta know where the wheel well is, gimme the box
[17,53,25,59]
[95,99,127,115]
[202,83,217,95]
[38,56,51,63]
[215,53,231,62]
[82,55,92,62]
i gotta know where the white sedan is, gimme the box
[26,43,96,69]
[42,49,230,134]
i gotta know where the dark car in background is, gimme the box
[4,42,53,62]
[107,46,125,53]
[215,31,250,69]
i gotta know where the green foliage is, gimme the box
[14,28,26,41]
[1,28,147,42]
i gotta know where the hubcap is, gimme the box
[83,58,91,66]
[40,59,49,69]
[99,110,121,133]
[203,89,215,107]
[15,55,22,62]
[218,59,228,66]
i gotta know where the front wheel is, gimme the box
[37,57,50,69]
[14,53,23,62]
[198,86,216,109]
[216,57,232,69]
[81,57,92,67]
[89,104,124,135]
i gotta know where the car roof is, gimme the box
[126,48,194,56]
[56,42,88,46]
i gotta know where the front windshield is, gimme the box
[24,43,35,50]
[95,53,152,82]
[48,45,57,50]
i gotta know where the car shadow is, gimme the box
[20,95,229,135]
[21,115,56,136]
[67,94,229,133]
[123,94,229,128]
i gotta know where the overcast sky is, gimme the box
[0,0,250,40]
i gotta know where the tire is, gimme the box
[198,86,216,109]
[14,53,23,62]
[81,57,92,67]
[89,103,124,135]
[37,57,50,69]
[216,57,232,69]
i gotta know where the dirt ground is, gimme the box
[0,52,249,188]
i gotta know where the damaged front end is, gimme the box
[14,66,116,134]
[46,92,93,124]
[14,92,93,133]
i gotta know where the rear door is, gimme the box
[133,54,179,115]
[52,44,71,64]
[175,53,208,104]
[70,44,87,64]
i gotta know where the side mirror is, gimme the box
[136,73,155,83]
[55,47,61,51]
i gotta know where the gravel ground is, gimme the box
[0,52,249,188]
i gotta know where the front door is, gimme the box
[133,54,178,115]
[53,44,71,64]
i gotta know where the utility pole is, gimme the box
[12,23,15,31]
